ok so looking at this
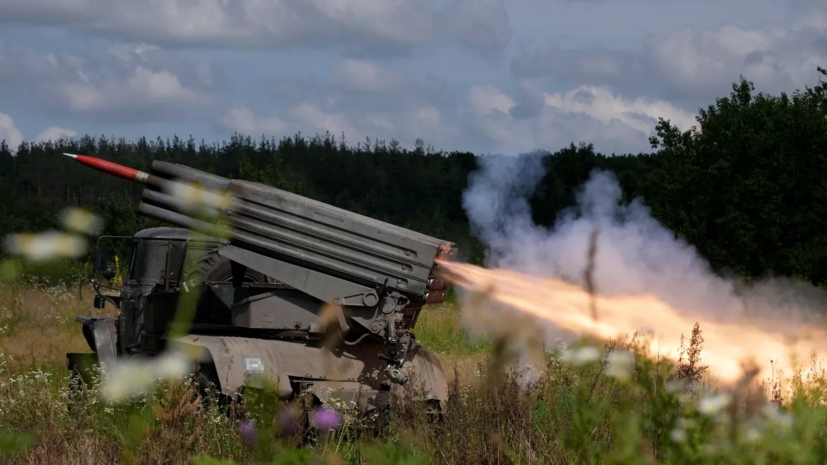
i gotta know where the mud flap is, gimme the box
[76,316,118,363]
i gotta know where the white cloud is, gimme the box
[511,3,827,108]
[221,106,289,138]
[221,58,458,148]
[34,126,77,143]
[544,87,697,136]
[458,83,697,155]
[7,1,818,157]
[0,41,225,123]
[0,0,511,56]
[220,59,695,155]
[223,103,359,139]
[330,59,409,95]
[0,111,77,153]
[0,111,23,151]
[221,100,452,149]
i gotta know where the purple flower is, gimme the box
[237,419,257,447]
[314,406,341,433]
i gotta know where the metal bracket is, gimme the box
[334,291,379,307]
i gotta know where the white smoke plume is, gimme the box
[460,153,827,346]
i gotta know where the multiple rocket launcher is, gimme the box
[63,152,457,308]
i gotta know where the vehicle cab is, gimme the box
[68,228,225,380]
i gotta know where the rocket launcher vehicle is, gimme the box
[64,153,457,362]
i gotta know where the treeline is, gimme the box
[2,70,827,285]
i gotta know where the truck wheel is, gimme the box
[195,363,224,406]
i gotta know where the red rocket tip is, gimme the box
[64,152,150,184]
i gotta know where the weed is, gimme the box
[3,275,827,464]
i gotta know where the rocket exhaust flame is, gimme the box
[450,156,827,390]
[435,259,827,386]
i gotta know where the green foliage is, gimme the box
[98,191,165,239]
[360,442,430,465]
[646,69,827,285]
[412,305,491,356]
[0,428,35,460]
[237,149,304,194]
[193,457,241,465]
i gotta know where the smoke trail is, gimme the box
[460,154,827,346]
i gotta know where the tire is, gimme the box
[195,363,225,407]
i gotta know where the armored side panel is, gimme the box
[138,161,457,305]
[173,335,449,412]
[230,289,324,330]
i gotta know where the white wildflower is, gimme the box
[101,350,193,402]
[604,350,635,381]
[561,346,600,365]
[60,208,103,235]
[744,426,761,442]
[761,404,794,431]
[155,352,191,379]
[3,232,86,261]
[676,417,696,429]
[698,393,732,416]
[164,180,232,212]
[670,428,686,443]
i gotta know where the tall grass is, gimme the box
[2,281,827,464]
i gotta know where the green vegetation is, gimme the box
[1,285,826,465]
[1,70,827,463]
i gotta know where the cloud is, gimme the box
[34,126,77,143]
[221,58,695,155]
[0,111,76,152]
[0,111,23,151]
[221,58,459,148]
[0,0,512,56]
[443,0,511,54]
[511,4,827,108]
[457,81,697,154]
[329,59,411,95]
[0,41,225,123]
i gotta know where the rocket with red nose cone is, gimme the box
[63,153,151,184]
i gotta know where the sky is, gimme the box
[0,0,825,156]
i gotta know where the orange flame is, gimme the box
[436,260,827,385]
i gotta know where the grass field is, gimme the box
[2,279,827,464]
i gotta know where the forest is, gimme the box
[2,69,827,287]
